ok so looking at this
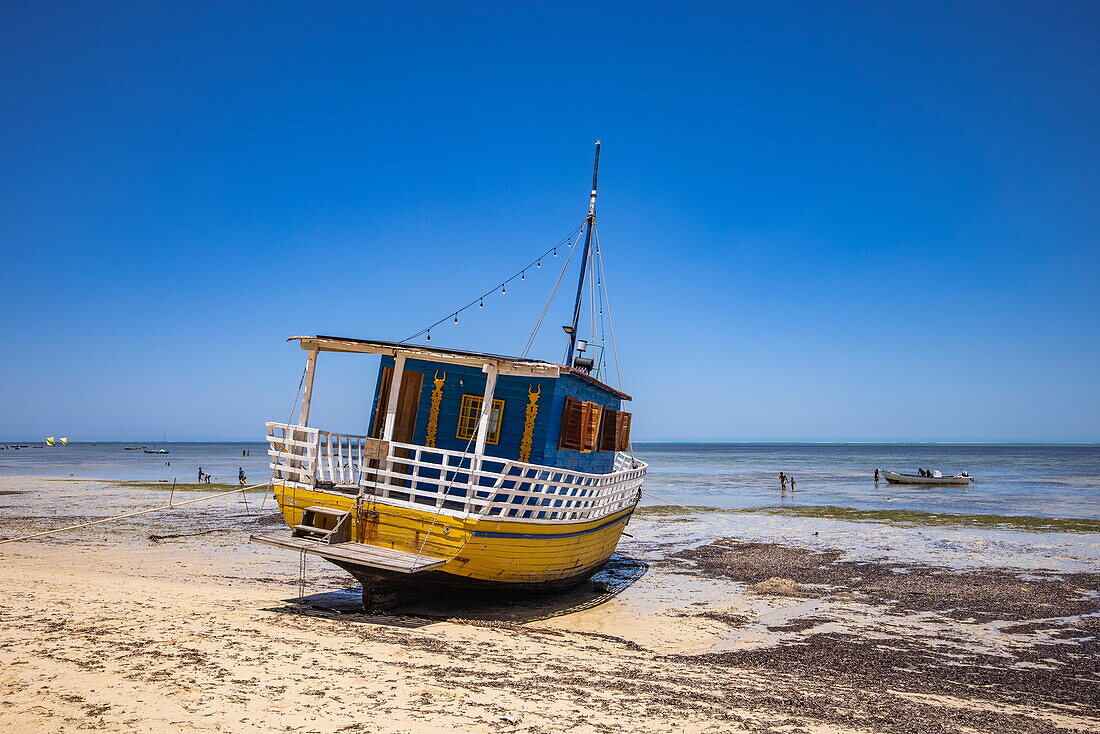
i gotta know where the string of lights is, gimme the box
[399,219,586,344]
[521,231,581,357]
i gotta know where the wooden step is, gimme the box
[293,524,331,536]
[294,506,351,544]
[303,506,348,517]
[250,533,449,574]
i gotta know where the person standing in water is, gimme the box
[874,468,880,483]
[198,467,203,483]
[779,472,787,490]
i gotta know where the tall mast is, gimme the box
[564,141,601,365]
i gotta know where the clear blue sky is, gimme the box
[2,1,1098,442]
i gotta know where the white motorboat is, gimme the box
[880,469,973,486]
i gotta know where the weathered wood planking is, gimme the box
[250,533,448,573]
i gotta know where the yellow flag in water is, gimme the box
[46,437,55,446]
[60,437,68,445]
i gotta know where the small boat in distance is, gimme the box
[45,437,55,446]
[59,437,68,445]
[124,446,145,450]
[880,469,972,486]
[144,434,170,454]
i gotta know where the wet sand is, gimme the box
[1,476,1098,733]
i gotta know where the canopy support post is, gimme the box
[474,364,499,458]
[298,350,319,426]
[381,354,407,442]
[470,364,499,494]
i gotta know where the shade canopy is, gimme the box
[289,335,631,400]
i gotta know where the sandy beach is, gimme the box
[7,2,1100,731]
[1,475,1098,734]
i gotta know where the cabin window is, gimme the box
[558,396,603,452]
[456,394,505,445]
[599,409,633,452]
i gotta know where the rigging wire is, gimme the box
[399,221,585,345]
[411,429,479,564]
[594,240,609,374]
[586,239,597,342]
[592,224,626,393]
[521,227,582,357]
[272,364,308,513]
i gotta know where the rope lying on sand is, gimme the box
[640,490,692,509]
[0,482,272,546]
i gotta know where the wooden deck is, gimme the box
[250,533,449,573]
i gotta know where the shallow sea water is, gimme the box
[1,441,1097,519]
[636,443,1100,519]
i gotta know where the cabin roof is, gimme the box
[289,335,631,400]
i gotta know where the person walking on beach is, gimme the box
[238,467,246,486]
[198,467,203,483]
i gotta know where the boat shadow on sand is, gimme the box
[264,554,649,629]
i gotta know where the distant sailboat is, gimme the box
[45,437,55,446]
[59,437,68,446]
[144,432,170,454]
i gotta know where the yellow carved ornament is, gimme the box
[518,384,541,463]
[425,370,446,447]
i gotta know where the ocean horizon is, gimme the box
[4,441,1098,521]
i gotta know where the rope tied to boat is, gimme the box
[0,482,273,546]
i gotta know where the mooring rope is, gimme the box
[411,430,481,564]
[297,547,308,612]
[640,489,692,510]
[0,482,272,546]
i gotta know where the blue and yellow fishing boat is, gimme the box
[252,143,646,599]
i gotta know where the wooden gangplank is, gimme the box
[250,533,449,573]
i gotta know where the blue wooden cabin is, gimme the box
[366,351,632,474]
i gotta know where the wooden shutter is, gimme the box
[371,367,394,438]
[597,409,633,452]
[370,367,422,443]
[579,402,602,452]
[615,411,632,451]
[393,370,423,444]
[558,396,583,450]
[598,409,619,452]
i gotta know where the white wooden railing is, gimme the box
[266,422,646,523]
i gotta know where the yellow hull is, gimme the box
[273,484,635,585]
